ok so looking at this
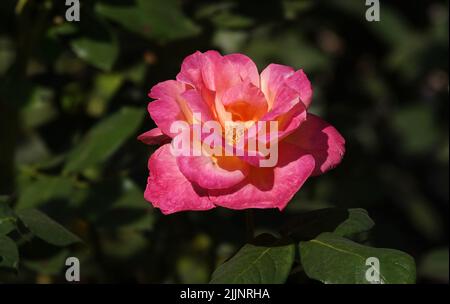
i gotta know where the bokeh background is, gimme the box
[0,0,448,283]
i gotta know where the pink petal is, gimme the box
[147,80,189,137]
[251,86,307,149]
[260,64,295,109]
[145,144,215,214]
[217,53,260,91]
[285,69,313,108]
[260,64,313,109]
[209,142,315,210]
[221,81,268,121]
[176,51,260,97]
[137,128,171,145]
[181,89,216,122]
[177,155,250,190]
[176,50,222,91]
[285,114,345,176]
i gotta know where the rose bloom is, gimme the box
[138,51,345,215]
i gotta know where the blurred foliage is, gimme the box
[0,0,448,283]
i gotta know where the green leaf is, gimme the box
[63,107,144,174]
[334,208,375,238]
[87,73,124,117]
[281,208,374,241]
[211,11,254,30]
[96,0,200,43]
[16,209,82,247]
[0,201,16,236]
[16,176,75,210]
[0,236,19,270]
[281,208,347,240]
[70,26,118,71]
[300,232,416,284]
[21,86,56,129]
[210,238,295,284]
[244,28,329,72]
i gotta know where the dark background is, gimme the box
[0,0,448,283]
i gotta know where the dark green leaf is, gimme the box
[96,0,200,43]
[210,238,295,284]
[0,236,19,270]
[300,232,416,284]
[0,201,16,236]
[211,11,254,30]
[281,208,347,240]
[334,208,375,238]
[71,27,118,71]
[16,176,75,210]
[63,107,144,174]
[16,209,82,247]
[281,208,374,241]
[87,73,124,117]
[21,86,56,129]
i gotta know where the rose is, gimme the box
[138,51,345,215]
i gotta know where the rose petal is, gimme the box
[147,80,189,137]
[216,53,260,91]
[260,64,295,109]
[137,128,171,145]
[145,144,215,214]
[181,89,216,122]
[176,50,222,91]
[177,154,249,190]
[285,69,313,108]
[260,64,313,109]
[209,142,315,210]
[221,81,268,121]
[285,114,345,176]
[260,85,307,141]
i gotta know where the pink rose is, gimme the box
[138,50,345,215]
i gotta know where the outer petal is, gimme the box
[176,50,259,93]
[137,128,171,145]
[145,144,215,214]
[177,155,249,190]
[260,85,307,141]
[243,86,306,160]
[216,53,260,91]
[147,80,189,137]
[209,142,315,210]
[285,114,345,176]
[176,50,222,91]
[260,64,295,109]
[285,69,313,108]
[260,64,313,109]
